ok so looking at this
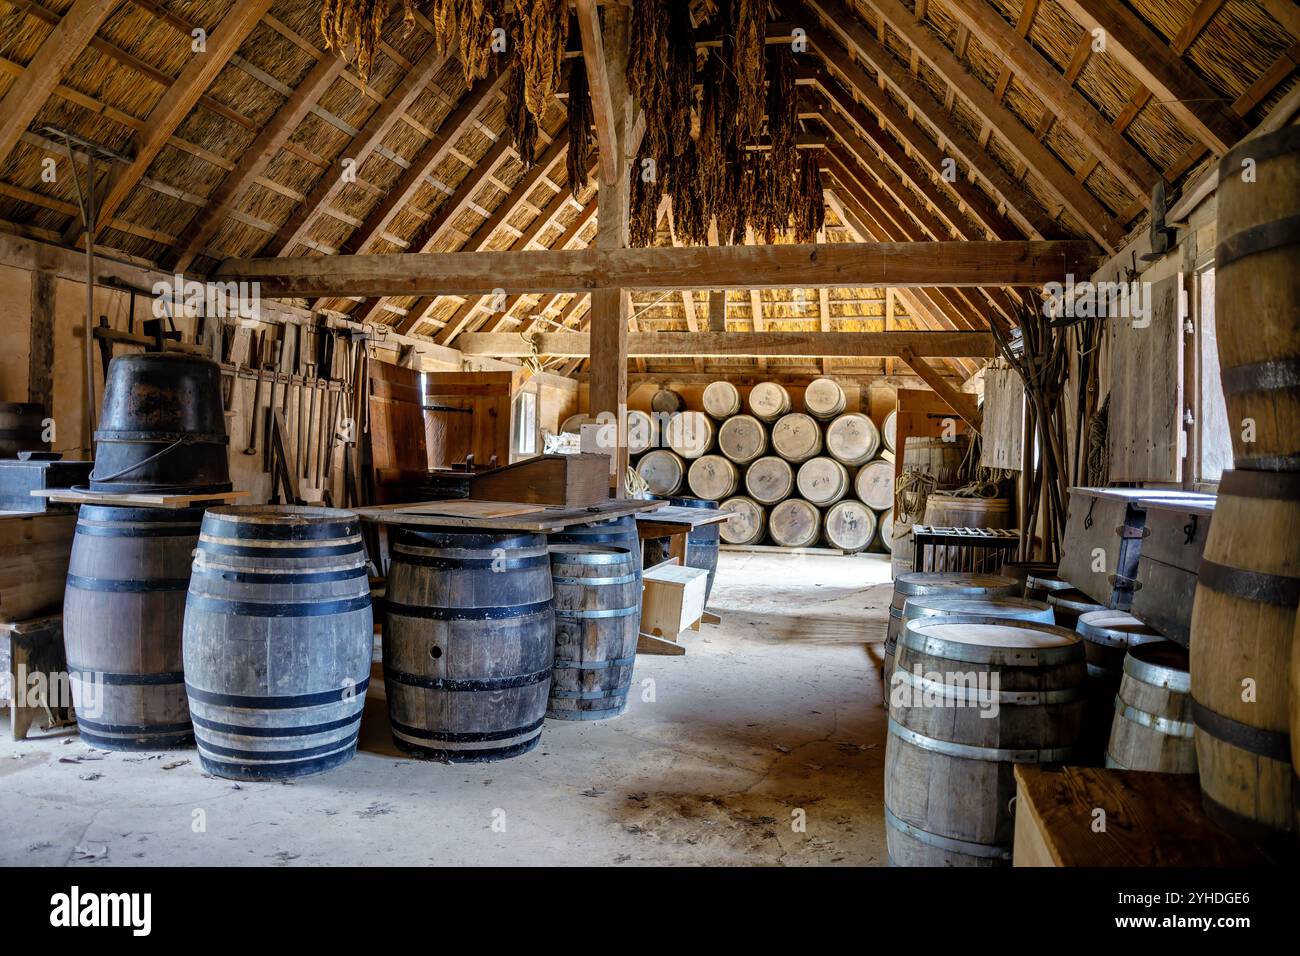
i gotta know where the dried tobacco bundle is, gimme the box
[320,0,387,81]
[506,60,539,170]
[630,167,660,248]
[729,0,767,142]
[766,45,798,227]
[517,0,570,122]
[795,150,825,243]
[455,0,504,89]
[566,58,593,198]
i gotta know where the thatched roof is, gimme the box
[0,0,1294,382]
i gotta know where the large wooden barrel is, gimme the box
[626,409,656,455]
[922,493,1012,529]
[901,435,967,487]
[885,618,1086,866]
[702,381,742,419]
[803,378,846,420]
[1215,126,1300,472]
[748,382,792,421]
[823,500,876,553]
[825,412,880,466]
[636,449,685,496]
[745,455,795,504]
[183,507,372,779]
[547,545,640,721]
[642,496,721,603]
[1075,610,1164,765]
[1047,588,1104,630]
[650,387,686,415]
[719,496,765,545]
[717,414,767,464]
[91,353,230,493]
[1025,573,1073,603]
[550,514,643,575]
[797,457,849,506]
[883,573,1019,691]
[999,561,1060,598]
[878,507,893,552]
[687,454,739,501]
[664,411,715,459]
[1191,469,1299,837]
[64,505,201,751]
[384,528,554,761]
[854,458,894,510]
[882,409,897,453]
[771,413,823,463]
[768,499,820,548]
[0,402,47,458]
[1106,641,1195,774]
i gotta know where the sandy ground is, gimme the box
[2,550,893,867]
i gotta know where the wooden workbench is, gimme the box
[354,497,666,532]
[635,505,731,564]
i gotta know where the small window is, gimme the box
[1195,265,1232,486]
[514,390,537,457]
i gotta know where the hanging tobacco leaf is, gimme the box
[505,60,539,170]
[795,150,825,242]
[566,58,593,198]
[517,0,570,122]
[455,0,504,90]
[320,0,386,81]
[729,0,767,143]
[766,45,798,230]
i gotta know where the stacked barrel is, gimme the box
[1190,126,1299,841]
[631,380,897,553]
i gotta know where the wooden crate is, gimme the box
[640,564,709,639]
[469,454,610,507]
[0,459,92,512]
[0,512,75,623]
[1131,495,1216,647]
[1013,765,1274,866]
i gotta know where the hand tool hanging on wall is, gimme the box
[264,325,283,474]
[243,331,262,456]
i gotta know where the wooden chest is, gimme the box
[640,564,709,640]
[1057,488,1201,611]
[0,512,75,623]
[0,459,93,512]
[1130,495,1215,647]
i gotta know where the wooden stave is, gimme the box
[748,382,792,421]
[803,378,847,420]
[702,381,742,419]
[687,454,740,501]
[1106,640,1196,774]
[546,545,641,721]
[718,496,766,545]
[1190,470,1299,837]
[664,411,716,459]
[767,498,821,548]
[796,457,849,506]
[823,500,877,552]
[64,505,203,751]
[744,455,795,505]
[1215,126,1300,472]
[922,494,1012,528]
[384,527,555,762]
[885,617,1086,866]
[770,413,824,463]
[825,412,881,466]
[636,449,686,496]
[854,458,895,510]
[1074,610,1165,766]
[182,506,373,779]
[717,414,768,464]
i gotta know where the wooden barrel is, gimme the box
[1106,640,1195,774]
[183,507,372,779]
[901,435,967,487]
[1047,588,1103,630]
[0,402,47,458]
[1215,126,1300,472]
[560,413,597,434]
[885,617,1085,865]
[650,387,686,415]
[825,412,880,466]
[748,381,792,421]
[1191,469,1299,837]
[745,456,795,504]
[878,507,893,552]
[771,413,823,463]
[717,414,768,464]
[664,411,715,459]
[1025,573,1074,604]
[797,456,849,505]
[64,505,201,751]
[91,352,230,493]
[999,561,1060,598]
[626,409,656,455]
[719,496,766,545]
[636,449,685,496]
[687,454,739,501]
[549,514,643,575]
[1075,610,1164,766]
[803,378,846,420]
[883,573,1018,692]
[922,493,1012,529]
[547,545,640,721]
[702,381,742,419]
[854,458,894,510]
[384,528,554,761]
[824,500,877,553]
[882,409,897,453]
[642,496,720,603]
[768,499,820,548]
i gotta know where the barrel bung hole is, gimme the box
[429,645,443,660]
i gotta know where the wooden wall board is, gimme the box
[980,363,1024,471]
[422,371,515,470]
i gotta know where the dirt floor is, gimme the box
[1,550,893,866]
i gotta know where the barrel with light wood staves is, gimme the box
[702,381,742,419]
[183,507,373,780]
[824,500,877,553]
[922,493,1012,530]
[1106,641,1195,774]
[855,458,894,510]
[549,514,643,576]
[626,409,656,456]
[748,381,792,421]
[745,455,795,505]
[882,409,897,453]
[384,527,555,761]
[1191,470,1300,838]
[877,507,893,552]
[771,413,823,463]
[768,498,821,548]
[636,449,685,497]
[688,454,740,501]
[547,545,641,721]
[885,618,1086,866]
[825,412,880,466]
[1215,125,1300,472]
[797,457,849,506]
[902,435,968,487]
[1047,588,1104,631]
[1074,610,1163,766]
[719,496,765,545]
[64,505,202,751]
[664,411,715,459]
[803,378,847,420]
[717,414,767,464]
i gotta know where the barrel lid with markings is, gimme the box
[749,382,792,421]
[636,449,685,496]
[797,456,848,505]
[719,496,765,545]
[702,381,742,419]
[687,454,739,501]
[825,412,880,465]
[855,458,894,509]
[768,498,820,548]
[824,500,876,551]
[771,413,823,462]
[803,378,846,420]
[745,455,795,504]
[717,414,767,463]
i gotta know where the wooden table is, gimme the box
[354,497,666,532]
[634,506,731,655]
